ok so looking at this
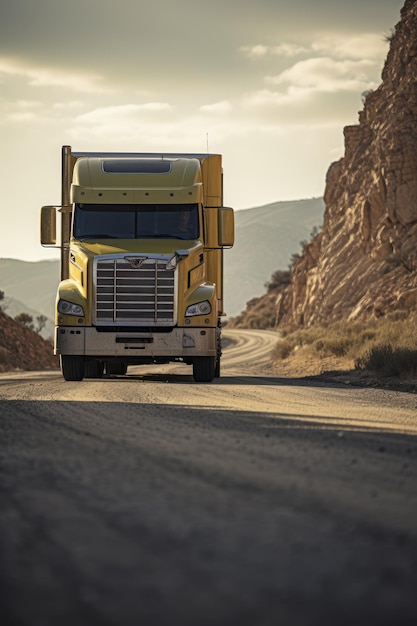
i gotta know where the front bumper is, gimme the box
[55,326,216,358]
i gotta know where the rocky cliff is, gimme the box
[268,0,417,329]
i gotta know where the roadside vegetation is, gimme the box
[227,267,417,380]
[273,312,417,379]
[227,270,293,330]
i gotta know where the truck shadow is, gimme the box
[106,371,417,395]
[2,398,417,442]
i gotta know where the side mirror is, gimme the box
[218,207,234,248]
[204,207,235,248]
[40,205,57,246]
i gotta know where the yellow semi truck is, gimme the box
[41,145,234,382]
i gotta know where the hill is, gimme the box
[0,258,59,321]
[1,294,55,340]
[224,198,324,316]
[0,309,59,372]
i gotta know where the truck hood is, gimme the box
[75,239,200,256]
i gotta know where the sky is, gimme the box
[0,0,405,261]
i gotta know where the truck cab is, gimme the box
[41,146,234,382]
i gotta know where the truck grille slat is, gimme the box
[95,257,175,325]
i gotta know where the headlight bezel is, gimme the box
[185,300,212,317]
[58,299,85,317]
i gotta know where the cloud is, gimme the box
[240,32,388,62]
[240,43,307,58]
[53,100,85,111]
[0,94,86,126]
[74,102,173,124]
[199,101,233,114]
[70,103,178,145]
[240,87,363,127]
[266,57,378,93]
[311,33,388,60]
[235,32,387,128]
[8,111,39,122]
[0,95,46,125]
[242,89,296,108]
[0,57,109,93]
[239,54,379,126]
[15,99,42,109]
[68,104,246,152]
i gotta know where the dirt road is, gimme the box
[1,329,416,625]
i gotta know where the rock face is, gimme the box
[277,0,417,328]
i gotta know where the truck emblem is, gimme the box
[125,256,148,269]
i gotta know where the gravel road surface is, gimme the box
[1,329,416,626]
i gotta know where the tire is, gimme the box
[106,361,128,375]
[193,356,216,383]
[61,355,85,381]
[215,320,221,378]
[214,356,221,378]
[84,360,104,378]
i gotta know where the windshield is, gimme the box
[73,203,199,240]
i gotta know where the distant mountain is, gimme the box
[0,197,325,323]
[224,198,324,317]
[0,258,59,319]
[1,295,54,340]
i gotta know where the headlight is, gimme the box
[58,299,85,317]
[185,300,211,316]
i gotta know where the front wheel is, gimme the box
[84,360,104,379]
[215,320,221,378]
[60,355,85,381]
[193,356,216,383]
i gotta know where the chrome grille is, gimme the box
[95,257,175,325]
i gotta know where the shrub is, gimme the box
[356,345,417,377]
[384,28,395,43]
[273,339,294,360]
[0,346,8,364]
[15,312,34,330]
[35,315,48,333]
[264,270,291,292]
[315,337,349,357]
[272,312,417,377]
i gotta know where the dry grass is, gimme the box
[356,345,417,377]
[273,312,417,378]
